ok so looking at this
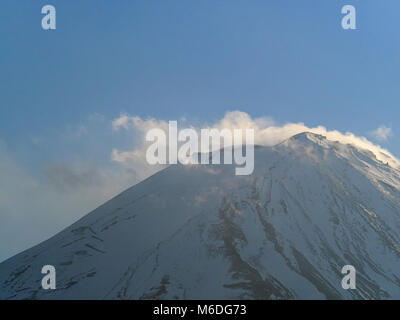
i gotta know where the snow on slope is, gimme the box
[2,132,400,299]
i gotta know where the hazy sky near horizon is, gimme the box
[1,0,400,261]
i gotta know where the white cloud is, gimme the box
[369,125,393,142]
[112,113,131,130]
[111,110,400,170]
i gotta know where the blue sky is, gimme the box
[1,0,400,261]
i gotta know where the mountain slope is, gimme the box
[2,132,400,299]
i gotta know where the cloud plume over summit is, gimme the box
[112,110,399,169]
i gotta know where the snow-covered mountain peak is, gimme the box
[2,133,400,300]
[288,131,326,142]
[278,131,398,171]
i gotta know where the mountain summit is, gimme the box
[2,132,400,299]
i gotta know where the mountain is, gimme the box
[2,132,400,300]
